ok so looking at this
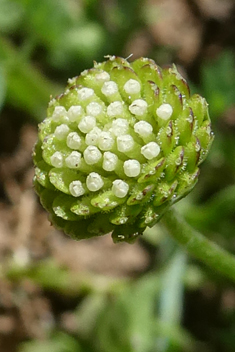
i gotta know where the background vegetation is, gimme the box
[0,0,235,351]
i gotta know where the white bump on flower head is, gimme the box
[104,55,115,61]
[166,126,172,137]
[85,127,101,146]
[77,87,94,100]
[52,106,67,121]
[195,140,201,152]
[86,172,104,192]
[65,151,82,169]
[78,116,96,133]
[94,62,102,69]
[101,81,118,96]
[84,146,102,165]
[156,103,173,120]
[98,131,114,151]
[69,180,85,197]
[111,118,129,136]
[81,69,88,76]
[107,101,124,117]
[48,98,56,108]
[134,121,153,137]
[141,142,160,160]
[54,124,70,140]
[95,71,110,82]
[102,152,118,171]
[112,180,129,198]
[175,157,182,166]
[67,105,83,122]
[129,99,148,116]
[66,132,82,150]
[50,151,63,168]
[124,79,141,94]
[123,159,141,177]
[68,77,76,85]
[86,102,103,116]
[117,135,134,153]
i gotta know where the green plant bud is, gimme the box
[33,56,214,243]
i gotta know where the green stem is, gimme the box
[161,207,235,282]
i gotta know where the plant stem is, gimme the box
[161,207,235,282]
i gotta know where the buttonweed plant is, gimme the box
[1,2,235,351]
[33,55,235,282]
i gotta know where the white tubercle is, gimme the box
[50,151,64,168]
[86,172,104,192]
[156,103,173,120]
[84,146,102,165]
[141,142,160,160]
[67,77,76,85]
[112,180,129,198]
[95,71,110,82]
[166,126,172,137]
[98,131,114,151]
[124,79,141,94]
[107,101,124,117]
[129,99,148,116]
[134,121,153,137]
[101,81,118,96]
[195,140,201,153]
[52,106,67,121]
[77,87,94,101]
[54,124,70,140]
[69,180,85,197]
[102,152,118,171]
[65,151,82,168]
[104,55,115,61]
[111,118,129,136]
[123,159,141,177]
[117,135,134,153]
[48,98,56,108]
[81,69,88,76]
[186,114,193,124]
[78,116,96,133]
[85,127,101,146]
[67,105,83,122]
[67,132,82,150]
[86,102,103,116]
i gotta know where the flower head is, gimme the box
[33,56,214,243]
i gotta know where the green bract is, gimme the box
[33,56,214,243]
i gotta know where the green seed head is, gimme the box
[33,56,214,243]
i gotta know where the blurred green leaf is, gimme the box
[157,245,187,351]
[0,36,59,120]
[0,0,23,33]
[18,0,75,48]
[6,259,125,297]
[184,184,235,232]
[93,274,160,352]
[201,51,235,118]
[50,23,107,70]
[75,293,108,339]
[152,321,197,352]
[0,63,6,111]
[19,332,81,352]
[93,270,197,352]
